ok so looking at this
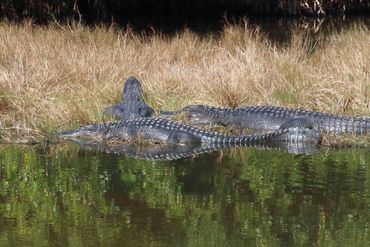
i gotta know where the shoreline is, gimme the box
[0,21,369,143]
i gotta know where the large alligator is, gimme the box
[103,76,172,120]
[59,117,321,145]
[103,77,369,135]
[103,78,369,136]
[69,139,319,160]
[180,105,370,135]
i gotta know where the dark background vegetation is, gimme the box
[1,1,369,23]
[0,0,369,36]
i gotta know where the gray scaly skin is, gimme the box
[103,76,172,120]
[181,105,370,135]
[70,139,319,161]
[59,117,321,145]
[103,76,155,120]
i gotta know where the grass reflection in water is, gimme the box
[0,144,369,246]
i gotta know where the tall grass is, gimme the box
[0,21,369,142]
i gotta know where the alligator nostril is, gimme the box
[188,114,197,120]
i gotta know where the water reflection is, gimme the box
[66,139,319,160]
[0,144,369,246]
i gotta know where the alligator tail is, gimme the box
[213,127,321,147]
[322,117,370,135]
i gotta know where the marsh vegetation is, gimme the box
[0,4,369,245]
[0,20,369,143]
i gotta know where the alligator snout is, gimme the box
[187,114,211,125]
[182,105,209,123]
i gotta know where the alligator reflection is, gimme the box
[68,139,319,160]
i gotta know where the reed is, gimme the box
[0,21,369,143]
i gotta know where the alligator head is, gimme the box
[182,105,226,126]
[58,124,106,141]
[122,76,145,102]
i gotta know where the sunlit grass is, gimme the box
[0,21,369,142]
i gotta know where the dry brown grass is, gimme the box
[0,21,369,143]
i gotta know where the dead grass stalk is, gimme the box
[0,21,369,142]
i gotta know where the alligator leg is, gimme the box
[278,118,315,130]
[103,101,155,120]
[166,132,202,144]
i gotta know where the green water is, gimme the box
[0,144,369,246]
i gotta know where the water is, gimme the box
[0,143,369,246]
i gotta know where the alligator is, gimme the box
[58,117,321,146]
[180,105,370,135]
[103,77,369,136]
[103,76,155,120]
[103,76,172,120]
[69,139,319,161]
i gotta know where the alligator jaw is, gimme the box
[58,129,105,142]
[187,114,209,125]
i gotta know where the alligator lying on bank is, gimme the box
[70,138,319,160]
[180,105,370,135]
[105,77,369,136]
[59,117,321,145]
[103,76,155,120]
[103,76,172,120]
